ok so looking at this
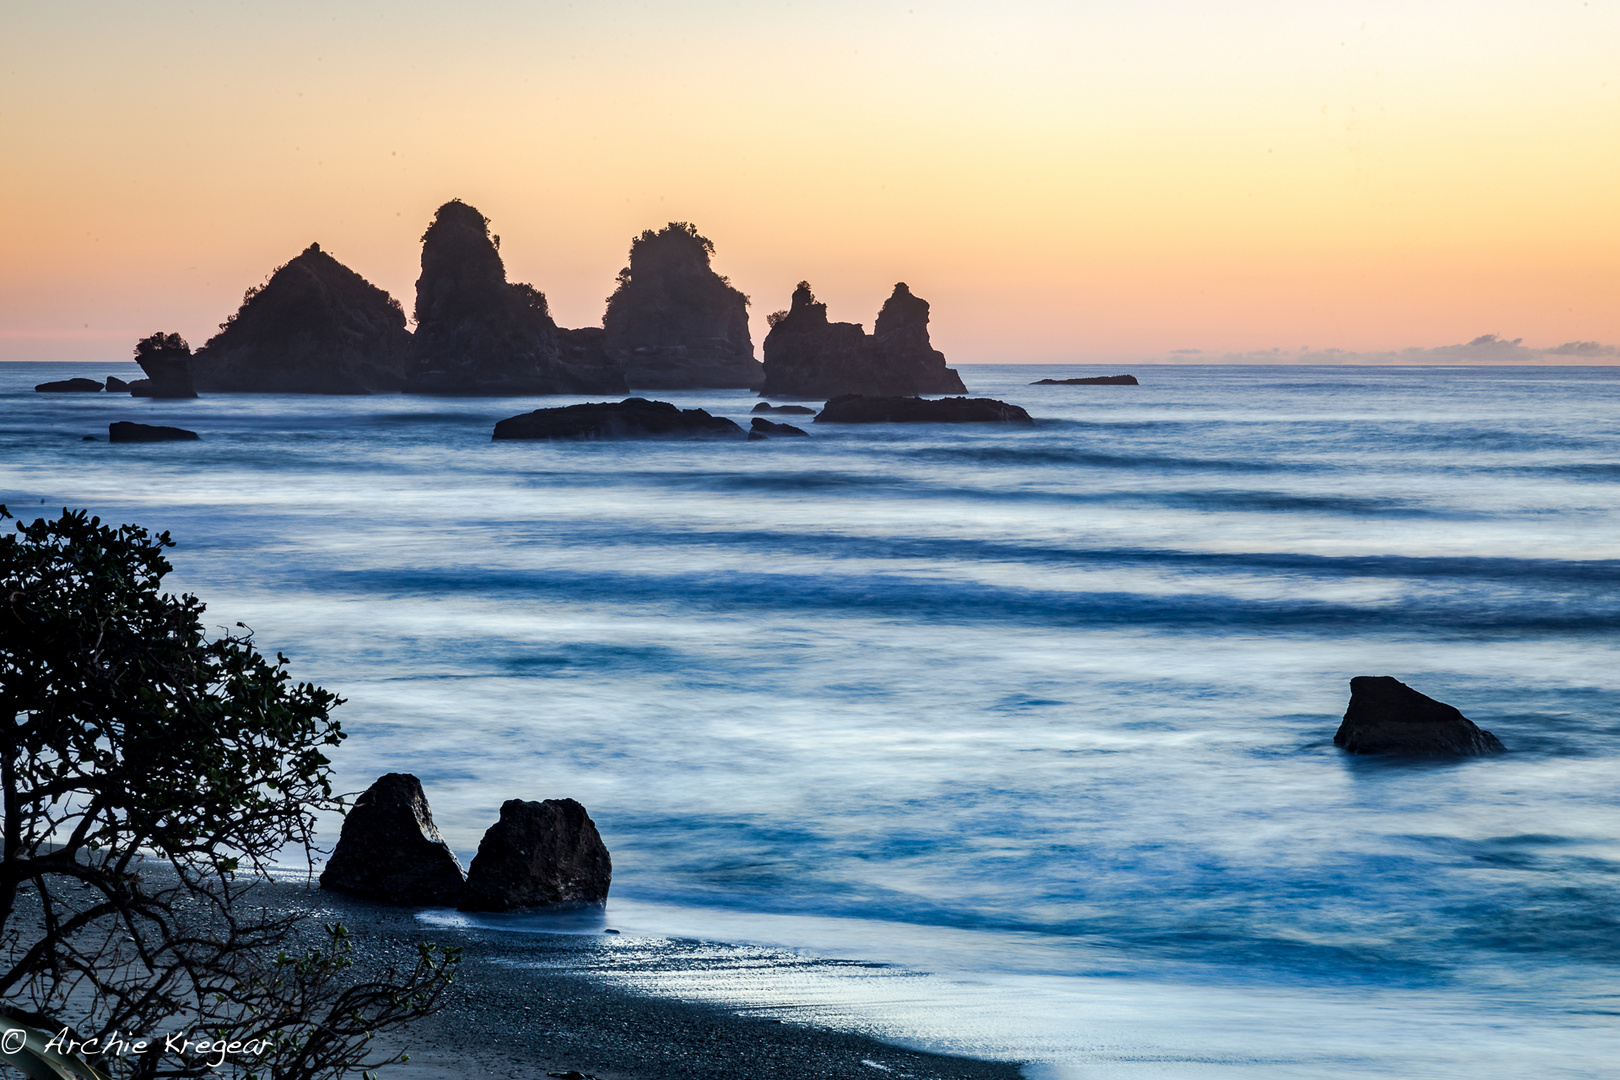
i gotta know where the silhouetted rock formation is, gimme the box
[752,402,816,415]
[108,421,199,443]
[601,222,762,389]
[1032,374,1139,385]
[492,398,745,441]
[127,333,197,398]
[319,773,467,905]
[459,798,611,911]
[815,394,1032,424]
[191,243,411,394]
[760,282,966,399]
[35,377,103,392]
[104,376,130,392]
[1334,676,1505,756]
[749,417,808,439]
[406,200,626,395]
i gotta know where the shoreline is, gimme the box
[266,881,1026,1080]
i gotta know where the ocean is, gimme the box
[3,361,1618,1077]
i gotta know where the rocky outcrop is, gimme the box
[752,402,816,415]
[104,376,130,392]
[492,398,744,441]
[108,421,199,443]
[602,223,761,389]
[406,200,626,395]
[749,417,808,439]
[1334,676,1505,756]
[815,394,1032,424]
[127,333,197,398]
[36,377,103,392]
[458,798,612,911]
[760,282,966,399]
[191,243,411,394]
[1032,374,1138,385]
[319,773,467,905]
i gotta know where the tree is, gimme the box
[0,507,457,1080]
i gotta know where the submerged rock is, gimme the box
[192,242,411,394]
[104,376,130,392]
[752,402,817,414]
[459,798,612,911]
[35,377,103,393]
[749,417,808,438]
[1334,676,1505,756]
[127,332,197,398]
[320,773,467,905]
[1031,374,1139,385]
[602,222,762,389]
[492,398,745,441]
[406,200,626,395]
[815,394,1033,424]
[108,421,199,443]
[760,282,966,399]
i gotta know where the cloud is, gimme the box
[1162,334,1620,365]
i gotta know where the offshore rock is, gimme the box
[760,282,966,399]
[104,376,131,392]
[35,377,103,393]
[192,242,411,394]
[320,773,467,905]
[815,394,1033,424]
[602,222,761,389]
[1334,676,1505,757]
[459,798,612,911]
[127,332,197,398]
[1031,374,1139,385]
[749,417,808,438]
[406,200,626,395]
[108,421,199,443]
[752,402,816,415]
[493,398,745,441]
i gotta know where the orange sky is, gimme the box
[3,1,1617,363]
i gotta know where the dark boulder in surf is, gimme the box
[104,376,131,392]
[191,242,412,394]
[1334,676,1505,756]
[126,332,198,398]
[815,394,1032,424]
[1031,374,1139,385]
[406,200,626,395]
[752,402,817,415]
[492,398,744,441]
[108,421,199,443]
[602,222,762,389]
[459,798,612,911]
[749,417,809,439]
[760,282,966,399]
[35,377,103,393]
[320,773,467,905]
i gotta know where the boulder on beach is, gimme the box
[126,332,198,398]
[602,222,762,389]
[104,376,131,392]
[1031,374,1139,385]
[1333,676,1505,756]
[35,377,103,393]
[108,421,199,443]
[752,402,817,414]
[459,798,612,911]
[760,282,966,399]
[319,773,467,906]
[492,398,745,441]
[191,242,412,394]
[406,200,626,395]
[749,417,808,439]
[815,394,1033,424]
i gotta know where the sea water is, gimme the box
[3,362,1618,1077]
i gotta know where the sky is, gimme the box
[2,0,1617,364]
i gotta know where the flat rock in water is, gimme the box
[1031,374,1139,385]
[493,398,744,440]
[459,798,612,911]
[752,402,817,414]
[1333,676,1505,756]
[320,773,467,905]
[104,376,131,392]
[815,394,1033,424]
[35,377,103,392]
[108,421,199,443]
[750,417,809,438]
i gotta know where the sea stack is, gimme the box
[459,798,612,911]
[320,773,467,905]
[126,333,198,398]
[405,200,626,395]
[602,222,762,389]
[1334,676,1505,756]
[190,243,412,393]
[759,282,966,399]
